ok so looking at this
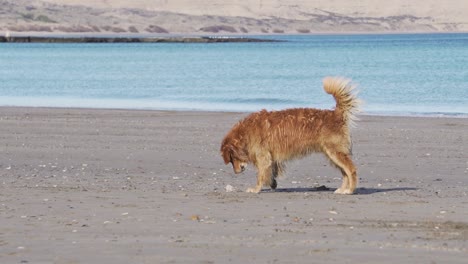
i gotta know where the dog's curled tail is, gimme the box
[323,77,361,126]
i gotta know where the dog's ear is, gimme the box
[220,137,232,164]
[221,134,248,164]
[229,143,249,163]
[221,145,231,164]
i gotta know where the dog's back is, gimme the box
[235,78,360,162]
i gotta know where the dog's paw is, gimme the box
[334,188,344,194]
[334,188,354,195]
[246,187,261,193]
[270,179,277,190]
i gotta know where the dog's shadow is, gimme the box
[268,186,418,195]
[356,187,418,195]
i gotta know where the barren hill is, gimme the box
[2,0,467,34]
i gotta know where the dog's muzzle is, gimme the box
[240,164,246,172]
[233,163,247,174]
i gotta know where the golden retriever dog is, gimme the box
[220,77,360,194]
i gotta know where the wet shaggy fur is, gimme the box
[220,77,361,194]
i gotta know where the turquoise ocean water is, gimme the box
[1,34,467,116]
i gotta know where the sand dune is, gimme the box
[2,0,468,34]
[43,1,468,22]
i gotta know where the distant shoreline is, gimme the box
[2,31,467,43]
[0,35,281,43]
[0,106,466,119]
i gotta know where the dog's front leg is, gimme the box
[247,166,272,193]
[246,159,271,193]
[246,176,263,193]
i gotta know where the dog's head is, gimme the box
[220,136,249,174]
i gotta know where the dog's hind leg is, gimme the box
[324,149,357,194]
[337,168,349,192]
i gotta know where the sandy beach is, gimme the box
[0,107,467,263]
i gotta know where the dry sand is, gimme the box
[0,107,467,263]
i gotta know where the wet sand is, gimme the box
[0,107,467,263]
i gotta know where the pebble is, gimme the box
[225,184,235,192]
